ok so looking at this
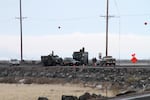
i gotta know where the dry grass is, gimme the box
[0,83,101,100]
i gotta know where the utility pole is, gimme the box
[106,0,109,57]
[19,0,23,61]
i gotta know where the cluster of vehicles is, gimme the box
[8,48,116,67]
[41,48,116,66]
[41,48,88,66]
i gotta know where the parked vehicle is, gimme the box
[9,59,20,66]
[73,47,88,65]
[63,57,80,66]
[41,51,63,66]
[99,56,116,66]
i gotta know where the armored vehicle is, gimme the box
[72,47,88,65]
[99,56,116,66]
[41,51,63,66]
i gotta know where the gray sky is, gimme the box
[0,0,150,60]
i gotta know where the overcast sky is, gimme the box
[0,0,150,60]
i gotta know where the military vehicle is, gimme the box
[63,57,80,66]
[41,51,63,66]
[72,47,88,65]
[99,56,116,66]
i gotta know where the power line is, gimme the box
[113,0,121,62]
[113,0,120,16]
[0,13,149,23]
[120,13,150,17]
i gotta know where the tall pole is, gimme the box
[19,0,23,61]
[106,0,109,57]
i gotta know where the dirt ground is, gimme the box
[0,83,102,100]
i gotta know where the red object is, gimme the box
[131,57,137,63]
[132,53,135,57]
[131,53,138,63]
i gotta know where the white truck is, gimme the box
[9,59,20,66]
